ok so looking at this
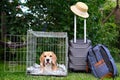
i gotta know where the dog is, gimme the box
[39,51,58,73]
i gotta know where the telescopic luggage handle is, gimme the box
[74,15,87,43]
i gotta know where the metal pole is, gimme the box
[74,15,77,43]
[84,19,86,43]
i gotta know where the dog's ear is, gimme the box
[40,52,45,67]
[51,52,57,70]
[51,52,57,65]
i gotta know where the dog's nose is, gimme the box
[46,59,49,62]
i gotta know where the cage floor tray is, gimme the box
[27,63,67,76]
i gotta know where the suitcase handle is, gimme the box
[74,15,77,43]
[84,19,86,43]
[73,15,87,43]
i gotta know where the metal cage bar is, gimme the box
[4,34,27,72]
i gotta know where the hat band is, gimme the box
[76,4,87,12]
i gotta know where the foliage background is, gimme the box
[0,0,120,61]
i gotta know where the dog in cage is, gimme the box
[39,51,58,73]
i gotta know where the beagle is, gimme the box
[39,51,58,72]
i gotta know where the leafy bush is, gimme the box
[1,0,120,61]
[96,23,120,61]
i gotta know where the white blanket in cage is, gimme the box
[27,63,67,76]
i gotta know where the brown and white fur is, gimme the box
[39,51,58,73]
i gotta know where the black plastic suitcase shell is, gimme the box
[68,39,92,71]
[69,55,87,65]
[69,62,86,71]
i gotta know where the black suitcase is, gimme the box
[68,15,92,71]
[69,39,91,71]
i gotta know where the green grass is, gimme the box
[0,61,120,80]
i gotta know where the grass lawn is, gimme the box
[0,61,120,80]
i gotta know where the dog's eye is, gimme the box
[44,55,46,57]
[50,55,52,57]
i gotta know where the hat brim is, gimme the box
[70,5,89,18]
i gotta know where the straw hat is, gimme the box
[70,2,89,18]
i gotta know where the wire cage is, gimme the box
[4,34,27,72]
[26,29,68,76]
